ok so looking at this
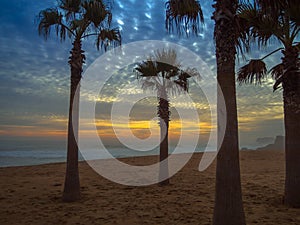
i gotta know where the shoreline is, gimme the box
[0,148,273,169]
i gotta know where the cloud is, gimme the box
[0,0,286,149]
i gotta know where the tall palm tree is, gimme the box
[237,0,300,207]
[165,0,246,224]
[37,0,121,202]
[211,0,246,224]
[135,49,199,186]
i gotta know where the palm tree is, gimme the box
[237,0,300,207]
[211,0,246,224]
[165,0,246,224]
[135,49,199,186]
[37,0,121,202]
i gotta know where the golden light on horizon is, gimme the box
[0,125,66,137]
[0,97,284,140]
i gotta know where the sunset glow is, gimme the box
[0,0,285,149]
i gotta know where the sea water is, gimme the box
[0,138,67,167]
[0,138,206,167]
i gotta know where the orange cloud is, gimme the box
[0,125,66,137]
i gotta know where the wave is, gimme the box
[0,145,206,167]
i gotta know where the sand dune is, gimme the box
[1,149,300,225]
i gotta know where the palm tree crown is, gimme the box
[38,0,121,50]
[237,1,299,90]
[136,49,199,96]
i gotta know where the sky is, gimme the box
[0,0,285,150]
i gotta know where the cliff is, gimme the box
[256,135,285,151]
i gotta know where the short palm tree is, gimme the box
[37,0,121,202]
[237,0,300,207]
[135,49,199,186]
[165,0,246,224]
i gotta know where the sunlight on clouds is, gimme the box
[172,101,210,110]
[145,13,151,19]
[238,105,283,132]
[147,2,154,9]
[0,114,68,137]
[237,84,283,133]
[0,125,66,137]
[117,19,124,25]
[90,117,211,139]
[95,96,118,103]
[0,0,287,151]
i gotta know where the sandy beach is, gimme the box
[1,149,300,225]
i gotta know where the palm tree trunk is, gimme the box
[158,87,170,186]
[282,46,300,207]
[212,0,246,224]
[62,39,85,202]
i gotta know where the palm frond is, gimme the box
[183,67,200,78]
[254,0,299,13]
[237,3,257,33]
[237,3,284,47]
[70,18,85,32]
[38,8,67,40]
[273,76,283,92]
[82,0,109,27]
[59,0,82,21]
[60,0,81,12]
[136,61,161,92]
[269,63,284,92]
[136,61,158,78]
[237,3,262,50]
[237,59,267,84]
[270,63,284,80]
[154,49,178,66]
[59,0,82,15]
[154,49,180,76]
[253,15,283,46]
[157,62,179,78]
[165,0,204,36]
[96,28,121,51]
[235,4,254,54]
[175,67,200,92]
[288,3,300,27]
[175,71,190,92]
[253,0,285,13]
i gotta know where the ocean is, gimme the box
[0,138,206,167]
[0,138,67,167]
[0,138,260,167]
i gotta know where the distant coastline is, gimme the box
[241,135,284,151]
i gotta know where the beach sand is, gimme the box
[1,149,300,225]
